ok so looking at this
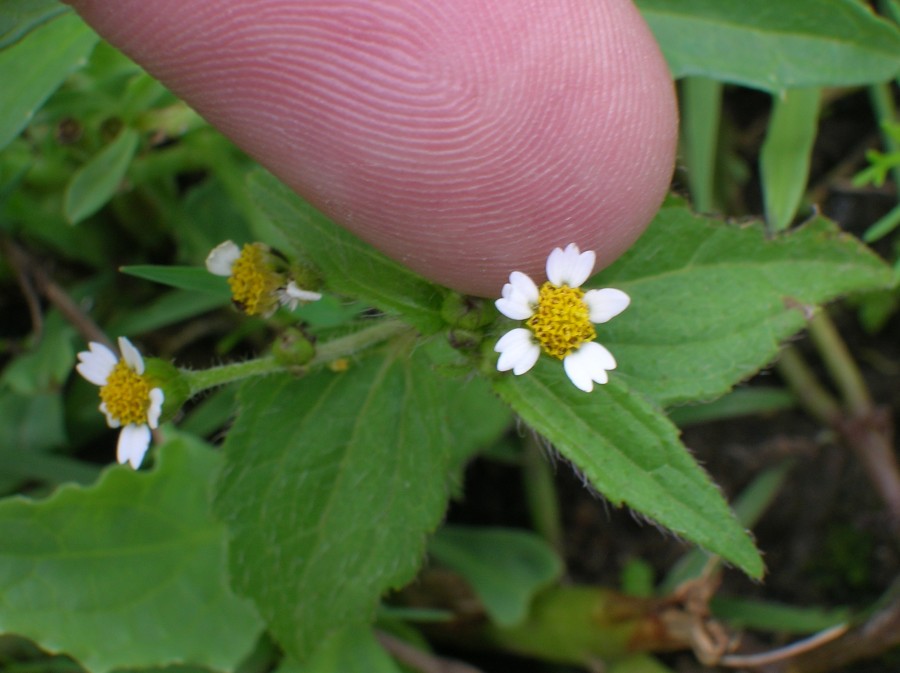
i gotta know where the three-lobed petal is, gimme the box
[583,288,630,324]
[205,240,241,277]
[563,342,617,393]
[147,388,165,429]
[496,270,539,320]
[75,342,118,386]
[495,328,541,375]
[546,243,596,288]
[117,424,152,469]
[117,336,145,375]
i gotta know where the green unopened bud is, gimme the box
[441,293,496,329]
[289,261,324,294]
[143,358,191,423]
[448,328,482,352]
[272,329,316,368]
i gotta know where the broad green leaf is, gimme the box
[64,127,140,224]
[0,436,263,673]
[0,12,97,151]
[428,526,563,627]
[214,343,509,660]
[492,360,763,578]
[276,627,402,673]
[761,88,821,232]
[120,265,231,297]
[637,0,900,91]
[593,207,893,407]
[248,170,446,334]
[0,0,67,49]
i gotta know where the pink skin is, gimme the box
[65,0,677,297]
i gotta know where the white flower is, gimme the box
[494,243,630,393]
[206,240,321,315]
[76,336,164,469]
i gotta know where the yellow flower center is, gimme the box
[100,360,151,426]
[526,282,596,360]
[228,244,282,316]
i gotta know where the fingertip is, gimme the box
[65,0,676,297]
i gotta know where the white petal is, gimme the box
[117,336,144,375]
[584,288,631,323]
[495,297,534,321]
[547,243,595,288]
[495,271,538,320]
[508,271,539,304]
[147,388,164,428]
[281,281,323,310]
[205,240,241,276]
[563,342,617,393]
[117,424,151,469]
[75,342,118,386]
[99,402,121,428]
[495,328,540,375]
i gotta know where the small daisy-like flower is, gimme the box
[205,240,321,316]
[76,337,164,469]
[494,243,630,393]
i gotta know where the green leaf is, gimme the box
[636,0,900,91]
[119,265,231,298]
[609,655,677,673]
[0,436,263,673]
[214,343,509,660]
[0,312,75,395]
[0,12,97,151]
[593,207,893,407]
[0,0,68,49]
[248,170,446,334]
[492,360,763,578]
[710,597,850,634]
[760,88,821,232]
[661,462,792,592]
[107,289,231,336]
[0,390,66,455]
[668,387,796,426]
[428,526,563,627]
[64,127,140,224]
[679,77,722,213]
[276,628,402,673]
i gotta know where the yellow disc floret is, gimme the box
[526,282,596,360]
[228,244,282,316]
[100,360,151,426]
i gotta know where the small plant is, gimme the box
[1,1,900,672]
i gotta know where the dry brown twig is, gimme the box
[1,235,111,349]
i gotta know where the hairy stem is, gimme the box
[182,319,409,395]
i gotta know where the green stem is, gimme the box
[680,77,723,214]
[775,347,841,426]
[182,319,409,396]
[807,312,872,417]
[868,82,900,191]
[522,434,564,554]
